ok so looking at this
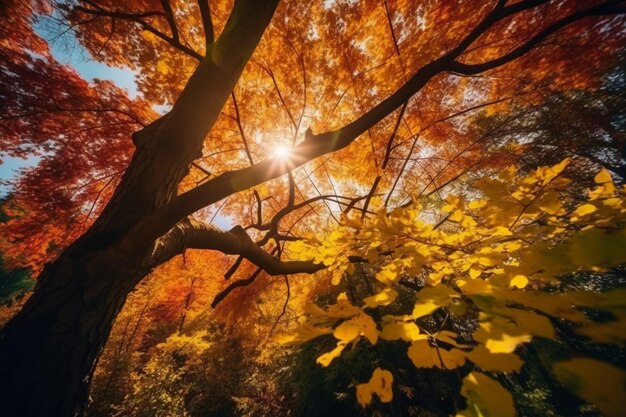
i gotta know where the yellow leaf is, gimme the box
[459,278,493,295]
[412,300,439,318]
[380,321,425,342]
[334,313,378,345]
[449,209,464,222]
[602,197,622,209]
[568,227,626,270]
[502,241,522,251]
[458,372,515,417]
[536,158,570,185]
[276,323,333,345]
[461,215,478,228]
[502,290,587,322]
[331,269,343,285]
[356,368,394,407]
[469,200,488,209]
[493,307,555,340]
[407,340,440,368]
[333,319,360,343]
[510,275,528,289]
[478,257,495,267]
[316,342,347,367]
[407,340,466,369]
[466,345,524,372]
[413,285,458,316]
[469,268,482,279]
[375,264,399,284]
[323,294,362,318]
[594,168,612,184]
[434,330,467,348]
[303,302,330,317]
[493,226,513,236]
[449,299,471,316]
[554,358,626,417]
[363,288,398,308]
[474,319,532,353]
[573,203,597,217]
[440,348,467,369]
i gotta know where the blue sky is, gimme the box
[0,16,139,196]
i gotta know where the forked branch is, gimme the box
[149,218,323,276]
[133,0,623,247]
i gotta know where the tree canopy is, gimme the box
[0,1,625,416]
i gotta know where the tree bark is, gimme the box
[0,1,280,415]
[0,232,152,416]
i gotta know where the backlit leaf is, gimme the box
[356,368,394,407]
[457,372,515,417]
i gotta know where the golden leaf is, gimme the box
[457,372,515,417]
[594,168,612,184]
[466,345,524,372]
[363,288,398,308]
[573,203,597,217]
[407,340,466,369]
[509,275,528,289]
[334,313,379,345]
[356,368,394,407]
[276,323,333,345]
[316,342,347,367]
[474,319,532,353]
[380,321,425,342]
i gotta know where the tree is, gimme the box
[0,1,624,416]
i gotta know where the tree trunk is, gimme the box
[0,2,280,414]
[0,103,195,416]
[0,235,151,416]
[0,108,197,416]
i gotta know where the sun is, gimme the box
[272,145,291,159]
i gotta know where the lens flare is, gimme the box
[273,145,291,159]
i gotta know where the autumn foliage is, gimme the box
[0,1,625,417]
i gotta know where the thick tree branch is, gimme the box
[129,0,622,247]
[446,0,547,59]
[450,1,625,75]
[226,192,366,280]
[149,0,279,156]
[89,0,279,238]
[149,218,324,275]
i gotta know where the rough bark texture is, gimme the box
[0,1,280,415]
[0,236,150,416]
